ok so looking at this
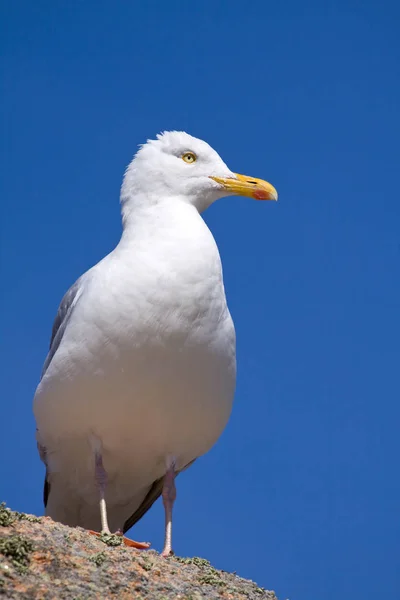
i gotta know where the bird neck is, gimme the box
[119,192,205,245]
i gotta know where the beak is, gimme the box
[210,173,278,201]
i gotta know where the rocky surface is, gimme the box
[0,503,277,599]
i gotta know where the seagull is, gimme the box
[33,131,277,556]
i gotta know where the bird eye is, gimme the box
[182,152,196,164]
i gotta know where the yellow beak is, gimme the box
[210,173,278,201]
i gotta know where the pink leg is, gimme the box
[161,458,177,557]
[94,452,111,535]
[89,452,151,550]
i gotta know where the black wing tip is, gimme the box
[43,476,50,507]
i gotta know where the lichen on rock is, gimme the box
[0,503,278,599]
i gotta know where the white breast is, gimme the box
[34,202,236,505]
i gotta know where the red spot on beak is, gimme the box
[253,189,272,200]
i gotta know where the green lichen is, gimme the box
[99,533,123,547]
[198,573,226,587]
[0,534,34,574]
[0,504,15,527]
[174,556,211,568]
[175,555,227,588]
[0,503,41,527]
[89,551,107,566]
[19,514,41,523]
[140,556,154,571]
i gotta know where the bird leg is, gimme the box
[94,451,111,534]
[161,458,177,557]
[88,452,151,550]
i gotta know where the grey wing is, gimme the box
[41,276,84,378]
[123,477,164,533]
[40,276,85,507]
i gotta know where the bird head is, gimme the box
[121,131,277,216]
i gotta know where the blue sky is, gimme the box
[1,1,399,599]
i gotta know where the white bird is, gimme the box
[33,131,277,556]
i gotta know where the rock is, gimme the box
[0,503,277,599]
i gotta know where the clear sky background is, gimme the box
[1,2,399,599]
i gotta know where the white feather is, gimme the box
[34,132,237,533]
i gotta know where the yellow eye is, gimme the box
[182,152,196,164]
